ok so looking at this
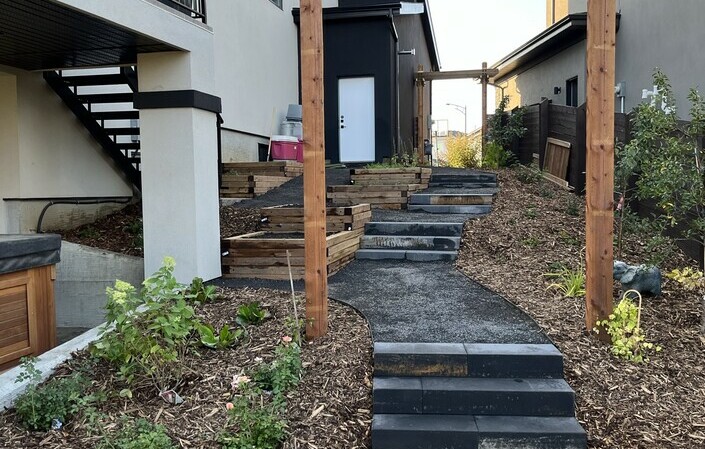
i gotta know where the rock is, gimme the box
[613,261,662,297]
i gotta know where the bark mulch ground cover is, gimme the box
[58,204,262,255]
[0,288,372,449]
[457,167,705,449]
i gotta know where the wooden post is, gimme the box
[481,62,488,153]
[300,0,328,339]
[416,65,425,164]
[585,0,616,337]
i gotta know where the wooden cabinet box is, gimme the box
[0,235,60,371]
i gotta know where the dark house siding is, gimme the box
[321,17,397,163]
[394,13,433,153]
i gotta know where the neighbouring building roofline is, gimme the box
[491,12,620,83]
[292,1,440,71]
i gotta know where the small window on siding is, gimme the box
[268,0,283,9]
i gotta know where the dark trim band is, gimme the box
[133,90,222,113]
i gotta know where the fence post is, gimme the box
[538,98,550,169]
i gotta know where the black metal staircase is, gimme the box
[43,68,142,190]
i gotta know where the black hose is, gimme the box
[36,197,132,233]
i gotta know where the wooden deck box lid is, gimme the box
[0,234,61,274]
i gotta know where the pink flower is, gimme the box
[231,375,251,391]
[282,336,293,343]
[226,402,234,410]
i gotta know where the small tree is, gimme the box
[616,70,705,266]
[486,96,526,168]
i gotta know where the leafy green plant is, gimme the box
[123,219,143,248]
[366,153,417,169]
[197,324,244,349]
[544,265,586,298]
[78,225,99,239]
[99,418,175,449]
[666,267,705,333]
[187,277,218,303]
[596,290,661,362]
[524,206,537,219]
[252,340,303,395]
[13,357,88,431]
[565,196,581,216]
[521,236,540,248]
[482,141,513,169]
[236,302,271,326]
[90,257,200,394]
[514,165,543,184]
[219,382,286,449]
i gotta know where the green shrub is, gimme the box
[445,134,481,168]
[236,302,271,326]
[99,418,175,449]
[596,291,661,362]
[514,165,543,184]
[219,383,285,449]
[253,341,302,395]
[90,257,201,393]
[481,141,513,169]
[13,357,87,431]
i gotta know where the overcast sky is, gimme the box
[427,0,546,133]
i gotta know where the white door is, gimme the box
[339,77,375,163]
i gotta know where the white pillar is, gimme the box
[137,50,221,282]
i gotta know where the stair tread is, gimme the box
[61,73,127,86]
[377,376,573,392]
[77,92,134,103]
[104,127,140,135]
[93,110,139,120]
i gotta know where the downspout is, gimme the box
[11,197,135,233]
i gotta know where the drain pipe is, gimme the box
[26,197,133,233]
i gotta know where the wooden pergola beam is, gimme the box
[416,68,499,81]
[585,0,615,336]
[300,0,328,339]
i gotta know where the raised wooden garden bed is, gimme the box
[350,167,431,186]
[220,161,303,199]
[261,204,372,232]
[328,183,426,209]
[222,161,304,178]
[221,229,364,280]
[220,175,291,199]
[328,167,431,209]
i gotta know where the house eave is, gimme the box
[492,12,621,83]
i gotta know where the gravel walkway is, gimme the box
[216,261,549,344]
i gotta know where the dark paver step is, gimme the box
[364,222,464,237]
[356,249,458,262]
[374,377,575,417]
[375,343,564,378]
[372,414,478,449]
[372,415,586,449]
[361,235,461,251]
[429,181,498,189]
[475,415,587,449]
[407,204,492,214]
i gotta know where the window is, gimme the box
[566,77,579,107]
[268,0,283,9]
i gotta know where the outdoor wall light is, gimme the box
[554,86,562,95]
[398,49,416,56]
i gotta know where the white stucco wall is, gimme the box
[0,69,133,234]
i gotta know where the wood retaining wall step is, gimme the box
[222,161,303,177]
[220,174,292,199]
[262,204,372,233]
[221,229,364,280]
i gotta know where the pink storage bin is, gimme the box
[270,135,303,162]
